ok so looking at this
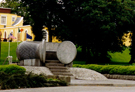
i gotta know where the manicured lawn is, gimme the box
[1,42,21,64]
[74,47,131,65]
[108,48,131,64]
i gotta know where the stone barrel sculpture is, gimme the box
[16,39,77,65]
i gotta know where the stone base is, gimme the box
[18,59,42,66]
[104,74,135,81]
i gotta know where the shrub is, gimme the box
[87,64,103,72]
[0,72,67,89]
[73,64,135,75]
[0,64,26,74]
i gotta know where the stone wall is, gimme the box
[104,74,135,80]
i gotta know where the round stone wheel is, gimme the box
[56,41,77,64]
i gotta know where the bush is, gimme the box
[0,72,67,89]
[73,64,135,75]
[0,64,26,74]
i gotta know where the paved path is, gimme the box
[0,79,135,92]
[1,86,135,92]
[71,79,135,86]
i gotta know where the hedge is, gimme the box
[73,64,135,75]
[0,64,26,74]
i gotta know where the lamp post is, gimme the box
[0,31,2,62]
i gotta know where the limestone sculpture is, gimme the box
[16,39,77,65]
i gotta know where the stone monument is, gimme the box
[16,39,77,66]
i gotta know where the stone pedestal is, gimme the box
[24,59,31,66]
[31,59,41,66]
[19,59,41,66]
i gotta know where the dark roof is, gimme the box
[0,8,11,13]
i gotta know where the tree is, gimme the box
[55,0,135,63]
[20,0,63,41]
[122,0,135,64]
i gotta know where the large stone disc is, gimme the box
[57,41,77,64]
[38,39,46,63]
[42,39,46,63]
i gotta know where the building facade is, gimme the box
[0,8,61,43]
[0,8,34,42]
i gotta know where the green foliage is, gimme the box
[20,0,63,41]
[55,0,135,63]
[75,45,131,64]
[108,48,131,63]
[73,61,86,64]
[0,64,26,74]
[0,72,67,89]
[73,64,135,75]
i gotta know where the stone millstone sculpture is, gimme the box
[16,39,46,63]
[16,39,77,65]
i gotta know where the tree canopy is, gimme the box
[55,0,135,63]
[20,0,64,41]
[1,0,135,63]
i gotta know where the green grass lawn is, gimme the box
[74,47,131,65]
[108,48,131,64]
[1,42,21,64]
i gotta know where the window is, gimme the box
[1,15,7,25]
[12,16,16,22]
